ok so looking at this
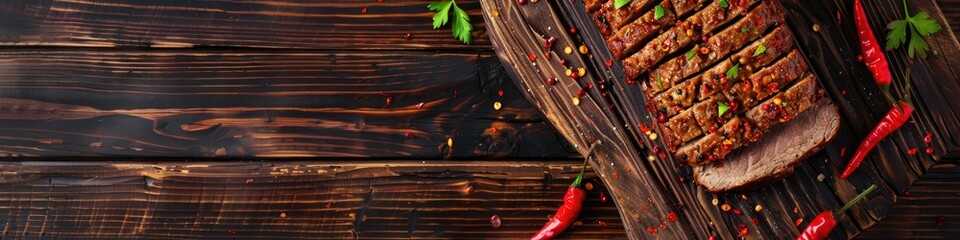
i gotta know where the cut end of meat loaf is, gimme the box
[692,101,840,193]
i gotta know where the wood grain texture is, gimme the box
[0,161,626,239]
[856,161,960,239]
[485,0,960,239]
[0,0,490,50]
[0,50,575,159]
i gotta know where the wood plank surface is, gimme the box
[856,161,960,239]
[0,161,625,239]
[0,0,490,50]
[0,50,575,159]
[482,0,960,239]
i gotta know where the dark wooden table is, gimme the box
[0,0,957,239]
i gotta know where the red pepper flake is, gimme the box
[404,132,415,139]
[840,147,846,157]
[605,59,613,68]
[709,235,716,240]
[517,0,526,5]
[642,207,649,212]
[228,230,236,235]
[626,77,635,85]
[679,176,686,183]
[737,226,749,237]
[600,191,608,203]
[361,8,368,14]
[639,124,651,133]
[794,207,800,214]
[926,147,934,155]
[528,53,537,62]
[598,220,608,228]
[490,215,502,228]
[547,77,557,85]
[497,90,504,97]
[667,212,677,222]
[857,54,863,62]
[404,33,413,40]
[924,132,932,143]
[795,218,804,227]
[752,217,760,225]
[385,96,392,106]
[841,89,848,95]
[576,89,586,97]
[569,27,577,34]
[657,114,667,123]
[585,182,594,191]
[732,208,742,215]
[613,173,620,180]
[908,148,918,155]
[646,227,658,234]
[416,102,425,109]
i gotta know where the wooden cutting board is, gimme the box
[479,0,960,239]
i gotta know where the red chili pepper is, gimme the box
[530,141,600,240]
[853,0,892,86]
[797,185,877,240]
[841,102,913,179]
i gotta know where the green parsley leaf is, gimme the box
[885,1,943,58]
[741,26,748,33]
[451,4,473,44]
[428,0,472,45]
[654,5,665,20]
[615,0,632,9]
[428,0,453,29]
[908,30,929,59]
[656,74,664,90]
[753,45,767,57]
[719,0,729,8]
[885,19,908,50]
[717,102,730,117]
[726,64,740,79]
[909,12,942,36]
[685,49,696,60]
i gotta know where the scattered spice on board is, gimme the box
[490,215,502,228]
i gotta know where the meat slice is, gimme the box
[646,26,794,119]
[725,50,809,110]
[622,23,695,80]
[601,0,656,30]
[686,0,758,33]
[650,76,699,119]
[669,0,709,17]
[675,117,762,165]
[584,0,606,13]
[698,26,795,100]
[649,16,785,98]
[746,75,821,131]
[634,0,784,89]
[693,102,840,193]
[606,0,675,59]
[691,94,737,134]
[679,72,821,166]
[662,109,702,151]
